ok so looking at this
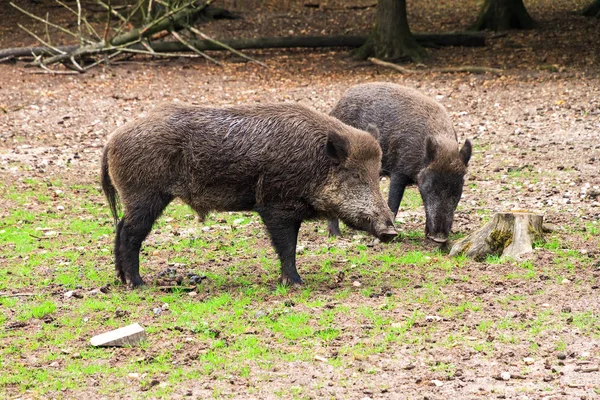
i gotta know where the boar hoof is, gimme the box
[426,235,448,244]
[128,276,145,289]
[279,274,303,288]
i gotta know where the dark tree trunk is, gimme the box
[470,0,535,31]
[583,0,600,17]
[355,0,425,62]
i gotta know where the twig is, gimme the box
[0,292,37,297]
[83,49,123,70]
[55,0,101,40]
[187,26,268,68]
[113,0,146,38]
[171,30,221,65]
[369,58,503,75]
[76,0,83,46]
[103,0,112,43]
[95,0,127,23]
[0,55,15,64]
[10,2,94,45]
[17,24,66,55]
[369,58,414,73]
[140,0,216,36]
[118,47,201,58]
[70,56,85,72]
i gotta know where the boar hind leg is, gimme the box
[116,193,173,288]
[258,209,303,286]
[327,219,343,237]
[388,174,409,217]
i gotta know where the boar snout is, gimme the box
[372,210,398,243]
[377,226,398,243]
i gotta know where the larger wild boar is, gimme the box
[101,103,397,288]
[327,82,472,243]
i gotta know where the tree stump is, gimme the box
[450,211,544,261]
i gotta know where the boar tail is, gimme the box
[101,147,119,227]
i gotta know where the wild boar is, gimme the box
[327,82,472,243]
[101,102,397,288]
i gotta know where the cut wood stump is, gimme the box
[450,211,544,261]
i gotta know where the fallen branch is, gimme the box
[369,57,503,75]
[0,32,486,59]
[171,30,221,65]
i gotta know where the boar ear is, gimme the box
[365,123,380,140]
[459,139,472,166]
[326,131,350,165]
[424,137,437,165]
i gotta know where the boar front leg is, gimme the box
[388,174,409,217]
[257,207,303,286]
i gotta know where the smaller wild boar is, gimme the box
[327,82,472,243]
[101,103,397,288]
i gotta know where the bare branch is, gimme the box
[95,0,128,23]
[171,30,222,65]
[187,26,268,68]
[17,23,66,55]
[10,2,94,45]
[369,57,503,75]
[55,0,101,40]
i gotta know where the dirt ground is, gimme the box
[1,0,600,399]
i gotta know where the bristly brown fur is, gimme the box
[102,102,395,287]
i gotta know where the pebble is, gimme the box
[314,355,328,362]
[523,357,535,365]
[352,281,362,287]
[153,307,162,315]
[561,278,571,284]
[425,315,442,323]
[500,372,511,381]
[254,310,267,318]
[128,373,140,379]
[57,205,65,211]
[430,379,443,387]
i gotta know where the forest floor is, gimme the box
[1,0,599,399]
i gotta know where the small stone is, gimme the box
[430,379,443,387]
[425,315,442,323]
[352,281,362,287]
[188,291,197,297]
[314,355,328,362]
[153,307,162,315]
[50,361,59,368]
[523,357,535,365]
[90,323,146,347]
[57,205,65,211]
[541,303,550,308]
[158,382,168,388]
[296,245,306,254]
[128,373,141,379]
[557,353,566,360]
[71,352,81,359]
[500,372,511,381]
[561,306,572,313]
[561,278,571,284]
[64,290,83,299]
[254,310,267,318]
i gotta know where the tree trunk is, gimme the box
[470,0,535,31]
[449,212,545,261]
[583,0,600,17]
[355,0,425,62]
